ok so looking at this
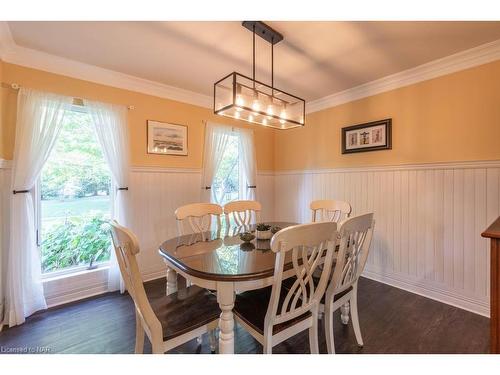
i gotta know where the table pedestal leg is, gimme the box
[217,282,235,354]
[165,264,178,296]
[341,301,350,325]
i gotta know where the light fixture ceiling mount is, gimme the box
[213,21,305,130]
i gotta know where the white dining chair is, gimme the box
[175,202,223,237]
[109,221,220,354]
[233,222,337,354]
[223,200,262,227]
[323,213,375,354]
[310,199,352,223]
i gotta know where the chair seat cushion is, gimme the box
[282,276,353,304]
[148,285,220,341]
[233,286,311,336]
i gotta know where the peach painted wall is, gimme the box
[0,61,275,170]
[2,59,500,172]
[274,60,500,171]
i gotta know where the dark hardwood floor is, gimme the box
[0,277,489,354]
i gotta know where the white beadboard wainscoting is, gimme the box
[128,166,275,282]
[0,160,12,318]
[2,158,498,316]
[45,167,274,306]
[274,161,500,317]
[0,162,275,307]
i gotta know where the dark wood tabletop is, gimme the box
[482,216,500,240]
[158,222,297,282]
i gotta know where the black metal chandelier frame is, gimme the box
[213,21,306,129]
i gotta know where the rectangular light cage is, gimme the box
[214,72,305,130]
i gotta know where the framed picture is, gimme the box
[342,118,392,154]
[147,120,188,156]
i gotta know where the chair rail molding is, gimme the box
[0,159,12,169]
[274,159,500,317]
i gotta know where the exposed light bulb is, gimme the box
[266,104,274,116]
[252,99,260,112]
[236,95,245,107]
[279,119,285,124]
[262,118,268,126]
[280,109,287,119]
[235,111,240,119]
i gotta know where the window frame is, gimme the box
[212,132,244,206]
[35,105,114,279]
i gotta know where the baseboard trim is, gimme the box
[44,265,166,308]
[45,282,109,308]
[38,264,492,317]
[362,267,490,318]
[142,268,166,282]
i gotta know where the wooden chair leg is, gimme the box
[340,301,350,325]
[134,311,145,354]
[165,266,178,296]
[350,287,364,347]
[308,310,319,354]
[152,344,164,354]
[263,343,273,354]
[325,302,335,354]
[209,329,217,353]
[263,329,273,354]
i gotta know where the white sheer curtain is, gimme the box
[85,100,130,293]
[201,122,232,203]
[4,88,72,327]
[237,128,257,201]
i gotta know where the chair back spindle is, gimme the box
[266,222,337,328]
[310,199,352,223]
[223,200,262,227]
[175,203,223,236]
[328,213,375,296]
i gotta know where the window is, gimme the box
[37,109,112,275]
[202,123,257,226]
[211,133,241,206]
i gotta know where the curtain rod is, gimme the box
[201,120,236,132]
[1,82,135,110]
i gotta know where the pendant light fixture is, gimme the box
[213,21,305,129]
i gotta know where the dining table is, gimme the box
[158,222,299,354]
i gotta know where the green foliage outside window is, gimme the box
[212,135,240,205]
[40,110,112,273]
[41,213,111,273]
[41,111,111,200]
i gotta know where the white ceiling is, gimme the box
[6,21,500,102]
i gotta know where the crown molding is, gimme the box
[0,21,16,60]
[306,39,500,114]
[0,22,213,109]
[2,22,499,115]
